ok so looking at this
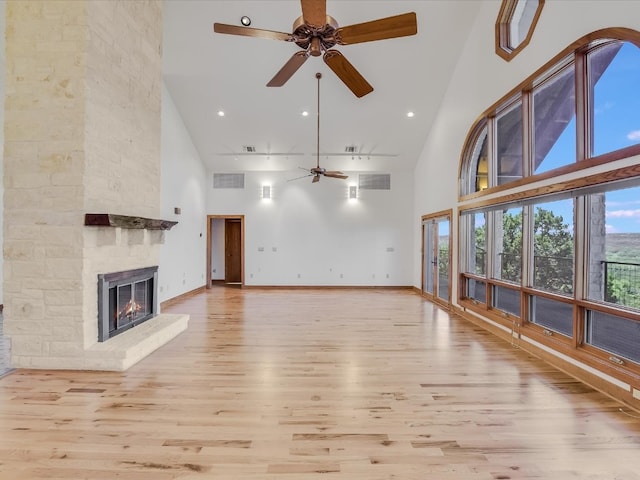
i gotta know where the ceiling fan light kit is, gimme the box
[213,0,417,97]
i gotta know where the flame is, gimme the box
[118,298,142,321]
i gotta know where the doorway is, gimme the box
[422,210,452,306]
[207,215,245,287]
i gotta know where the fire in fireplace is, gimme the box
[97,266,158,342]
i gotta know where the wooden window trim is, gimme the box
[460,28,640,202]
[495,0,545,61]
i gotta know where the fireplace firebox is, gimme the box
[97,266,158,342]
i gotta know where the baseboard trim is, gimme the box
[241,285,415,290]
[160,285,206,309]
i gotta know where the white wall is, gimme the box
[412,0,640,291]
[159,83,207,303]
[208,170,414,286]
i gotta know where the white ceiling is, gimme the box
[162,1,483,176]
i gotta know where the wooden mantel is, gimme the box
[84,213,178,230]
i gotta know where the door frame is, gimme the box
[421,209,453,307]
[206,214,245,288]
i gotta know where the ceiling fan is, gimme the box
[291,72,347,184]
[213,0,417,97]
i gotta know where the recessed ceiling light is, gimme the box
[407,111,415,118]
[240,16,251,26]
[301,110,309,117]
[217,110,225,117]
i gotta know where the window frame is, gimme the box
[495,0,545,61]
[461,28,640,202]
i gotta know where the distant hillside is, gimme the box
[606,233,640,263]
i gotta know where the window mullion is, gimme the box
[522,204,534,290]
[522,89,533,177]
[575,50,590,161]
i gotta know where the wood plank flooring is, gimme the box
[1,287,640,479]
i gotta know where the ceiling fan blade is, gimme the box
[323,50,373,98]
[335,12,417,45]
[312,174,320,183]
[300,0,326,27]
[213,23,293,41]
[267,52,309,87]
[324,171,348,179]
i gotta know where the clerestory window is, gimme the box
[462,34,640,197]
[495,0,545,61]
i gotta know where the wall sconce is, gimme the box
[262,185,272,199]
[349,185,358,200]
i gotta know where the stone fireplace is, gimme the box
[98,266,158,342]
[3,1,189,372]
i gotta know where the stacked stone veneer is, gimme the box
[3,0,187,370]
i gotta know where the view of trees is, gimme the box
[532,208,574,294]
[474,207,640,309]
[475,207,574,294]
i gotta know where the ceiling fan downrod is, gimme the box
[316,72,321,170]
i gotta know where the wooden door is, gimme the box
[225,219,242,283]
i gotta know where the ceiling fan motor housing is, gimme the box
[292,15,339,55]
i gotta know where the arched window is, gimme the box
[461,30,640,197]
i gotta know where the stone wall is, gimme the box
[3,0,186,370]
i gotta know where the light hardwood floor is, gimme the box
[1,287,639,479]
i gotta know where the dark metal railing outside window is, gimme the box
[603,261,640,309]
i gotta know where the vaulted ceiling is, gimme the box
[162,1,483,176]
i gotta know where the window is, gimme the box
[495,0,545,61]
[585,310,640,364]
[459,29,640,389]
[533,61,576,174]
[590,41,640,157]
[494,207,523,284]
[469,212,487,276]
[496,100,524,185]
[586,184,640,311]
[461,34,640,198]
[531,199,574,296]
[529,294,573,337]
